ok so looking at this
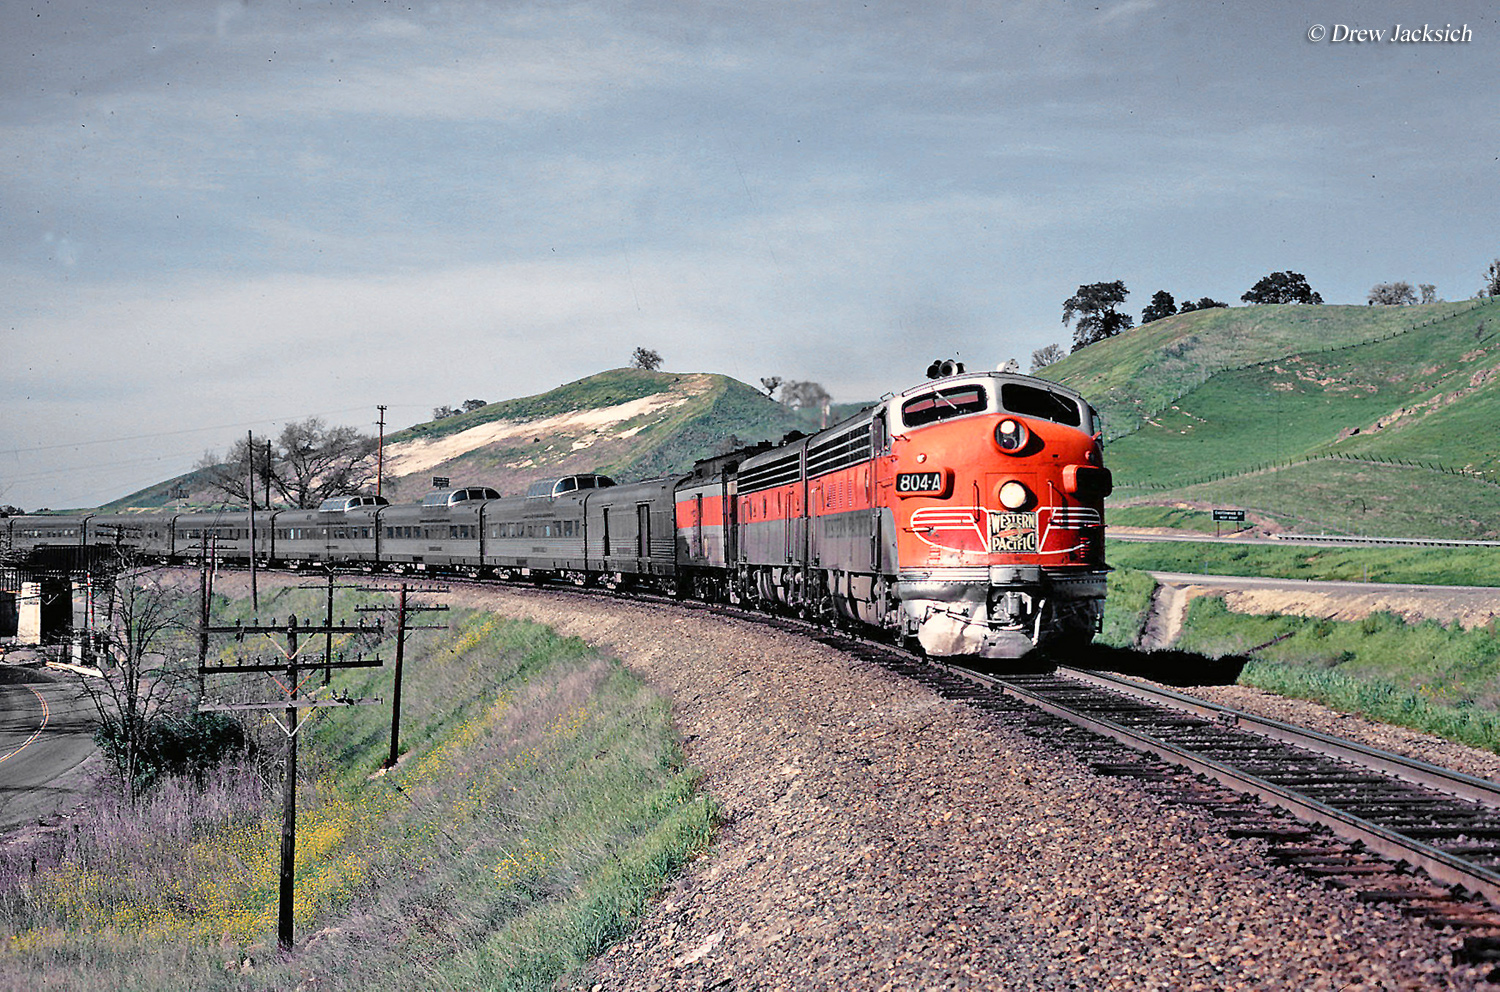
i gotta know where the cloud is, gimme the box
[1096,0,1161,26]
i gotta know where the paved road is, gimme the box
[0,667,98,836]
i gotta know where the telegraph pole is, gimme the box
[278,617,300,949]
[263,438,274,510]
[246,429,258,612]
[357,583,447,769]
[199,612,384,952]
[375,405,387,498]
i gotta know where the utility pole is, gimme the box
[357,583,447,769]
[323,567,335,686]
[247,429,258,612]
[199,612,384,953]
[375,405,387,498]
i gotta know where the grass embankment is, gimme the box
[1099,568,1159,650]
[1098,556,1500,755]
[1108,506,1232,535]
[1178,598,1500,754]
[1113,461,1500,542]
[0,586,714,991]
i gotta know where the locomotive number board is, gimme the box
[895,471,950,497]
[988,511,1039,553]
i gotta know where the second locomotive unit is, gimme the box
[4,368,1111,661]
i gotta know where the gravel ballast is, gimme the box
[447,586,1492,991]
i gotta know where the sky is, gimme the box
[3,0,1496,510]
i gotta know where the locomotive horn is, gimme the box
[926,359,965,379]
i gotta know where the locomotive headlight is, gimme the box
[998,480,1031,509]
[994,418,1028,453]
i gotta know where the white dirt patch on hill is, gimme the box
[383,382,709,477]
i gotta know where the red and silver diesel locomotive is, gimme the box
[680,365,1111,658]
[3,368,1110,661]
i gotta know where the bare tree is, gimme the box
[273,418,377,508]
[1030,344,1065,372]
[630,347,663,371]
[759,376,783,399]
[77,555,199,800]
[1368,281,1417,306]
[1481,259,1500,298]
[195,434,273,505]
[197,417,376,509]
[780,380,832,411]
[1419,284,1439,304]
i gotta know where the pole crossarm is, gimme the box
[198,697,382,712]
[199,656,383,675]
[205,622,382,635]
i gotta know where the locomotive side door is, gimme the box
[722,467,738,567]
[869,410,888,571]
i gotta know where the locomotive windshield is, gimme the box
[900,385,987,428]
[999,383,1084,428]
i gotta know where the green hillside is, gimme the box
[1037,298,1500,539]
[378,369,810,502]
[390,368,684,445]
[1043,302,1491,439]
[98,469,213,512]
[92,370,810,510]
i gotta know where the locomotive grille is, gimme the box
[1048,507,1102,529]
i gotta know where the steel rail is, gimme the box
[1060,666,1500,809]
[969,667,1500,907]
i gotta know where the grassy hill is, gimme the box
[98,469,217,512]
[373,369,809,502]
[94,370,813,511]
[1036,298,1500,539]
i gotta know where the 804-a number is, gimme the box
[895,471,946,494]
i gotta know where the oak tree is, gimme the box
[1241,271,1323,305]
[1062,281,1133,352]
[630,347,663,371]
[1140,290,1178,324]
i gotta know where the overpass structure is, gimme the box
[0,546,123,648]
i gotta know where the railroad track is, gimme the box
[1027,668,1500,888]
[931,662,1500,963]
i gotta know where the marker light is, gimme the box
[994,418,1028,453]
